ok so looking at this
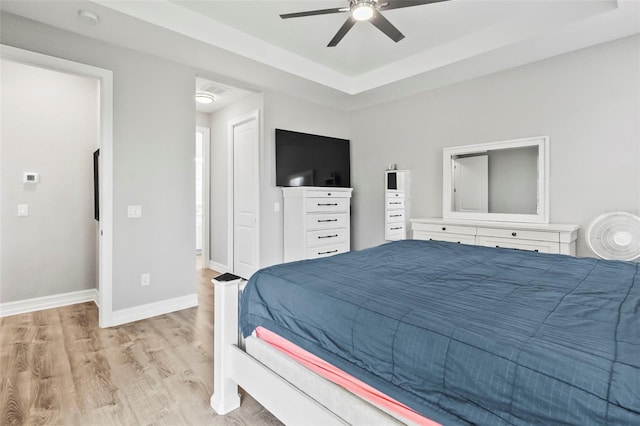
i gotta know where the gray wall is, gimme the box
[1,60,99,303]
[2,13,196,310]
[350,35,640,257]
[196,111,210,128]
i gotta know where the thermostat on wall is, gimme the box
[23,172,39,183]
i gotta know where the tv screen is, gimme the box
[275,129,350,188]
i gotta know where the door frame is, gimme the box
[196,126,211,268]
[227,110,260,275]
[0,45,114,327]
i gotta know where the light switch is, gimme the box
[128,205,142,218]
[23,172,39,183]
[18,204,29,217]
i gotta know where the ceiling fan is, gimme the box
[280,0,450,47]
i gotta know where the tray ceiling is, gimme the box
[2,0,638,109]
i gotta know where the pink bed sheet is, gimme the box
[255,326,440,426]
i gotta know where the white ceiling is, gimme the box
[195,76,253,113]
[2,1,639,110]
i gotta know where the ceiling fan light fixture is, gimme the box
[195,92,215,104]
[352,1,375,21]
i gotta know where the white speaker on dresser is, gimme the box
[283,187,353,262]
[385,170,410,241]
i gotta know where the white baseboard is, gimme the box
[0,289,98,318]
[109,293,198,327]
[209,260,229,273]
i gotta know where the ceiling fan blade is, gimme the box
[369,10,404,43]
[381,0,450,11]
[328,16,357,47]
[280,8,348,19]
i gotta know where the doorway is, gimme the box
[453,154,488,213]
[0,45,113,327]
[195,126,210,270]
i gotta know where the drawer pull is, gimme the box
[511,232,517,237]
[319,249,338,255]
[390,202,402,205]
[534,249,539,253]
[442,227,447,231]
[318,219,338,223]
[318,203,338,206]
[318,234,338,239]
[390,226,403,230]
[390,214,402,218]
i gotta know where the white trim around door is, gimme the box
[0,45,115,328]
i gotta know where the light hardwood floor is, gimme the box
[0,262,282,425]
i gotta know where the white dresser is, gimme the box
[283,187,353,262]
[385,170,410,241]
[411,218,579,256]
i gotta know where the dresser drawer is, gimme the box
[306,228,348,247]
[387,223,405,233]
[412,222,476,236]
[477,227,559,243]
[306,189,351,198]
[477,236,559,253]
[306,213,348,230]
[478,227,560,242]
[414,231,476,245]
[386,197,405,210]
[386,210,405,223]
[306,197,349,213]
[306,243,348,259]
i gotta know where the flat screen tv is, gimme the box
[275,129,350,188]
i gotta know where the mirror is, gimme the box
[443,136,549,223]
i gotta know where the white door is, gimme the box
[454,155,488,213]
[231,113,259,279]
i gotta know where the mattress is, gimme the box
[240,239,640,425]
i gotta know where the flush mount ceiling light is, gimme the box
[351,0,375,21]
[195,93,215,104]
[78,10,100,25]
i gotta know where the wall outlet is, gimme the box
[274,202,280,212]
[18,204,29,217]
[141,273,150,286]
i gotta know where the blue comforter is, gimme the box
[240,240,639,425]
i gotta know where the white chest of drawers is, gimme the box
[411,218,579,256]
[283,187,353,262]
[385,170,410,241]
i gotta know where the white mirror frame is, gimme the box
[443,136,549,223]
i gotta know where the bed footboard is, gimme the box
[210,275,242,414]
[210,275,348,424]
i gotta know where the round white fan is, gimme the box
[586,212,640,261]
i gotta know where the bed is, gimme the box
[212,239,640,425]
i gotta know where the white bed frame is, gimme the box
[210,276,409,425]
